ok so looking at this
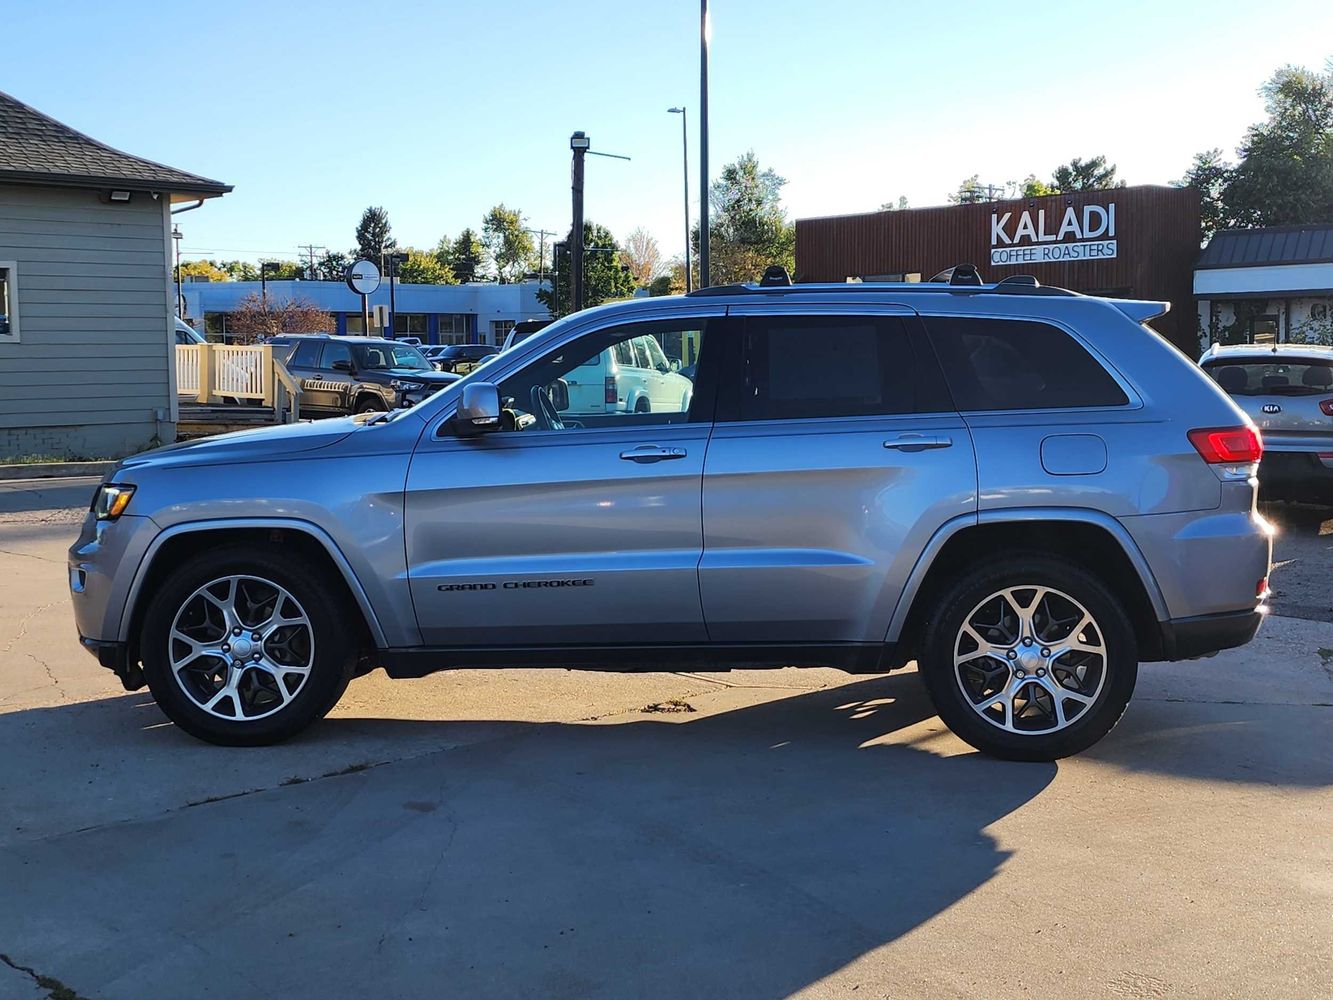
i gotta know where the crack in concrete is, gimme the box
[0,952,91,1000]
[0,601,61,657]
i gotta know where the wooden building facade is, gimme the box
[795,185,1202,353]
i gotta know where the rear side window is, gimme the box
[288,341,321,368]
[926,317,1128,410]
[732,315,929,421]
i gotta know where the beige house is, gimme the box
[0,91,230,460]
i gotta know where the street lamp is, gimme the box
[667,107,691,293]
[386,251,409,339]
[259,260,282,311]
[171,225,183,316]
[699,0,711,288]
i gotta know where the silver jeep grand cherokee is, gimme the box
[70,271,1272,760]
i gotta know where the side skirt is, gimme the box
[375,642,899,678]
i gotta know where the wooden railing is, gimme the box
[176,344,303,423]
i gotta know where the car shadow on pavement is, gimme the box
[1,674,1057,999]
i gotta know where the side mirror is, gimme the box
[668,358,682,373]
[548,378,570,412]
[331,359,353,373]
[455,382,501,435]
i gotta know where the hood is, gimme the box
[383,368,459,385]
[118,416,364,471]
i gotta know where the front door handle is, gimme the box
[619,445,688,463]
[883,434,953,452]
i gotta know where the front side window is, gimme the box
[926,316,1129,411]
[493,320,709,433]
[0,263,17,341]
[321,342,353,370]
[730,315,927,422]
[354,342,432,371]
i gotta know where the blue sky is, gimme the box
[6,1,1332,266]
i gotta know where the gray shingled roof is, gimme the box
[1197,224,1333,269]
[0,90,231,196]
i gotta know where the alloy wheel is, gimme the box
[167,575,315,721]
[952,585,1108,735]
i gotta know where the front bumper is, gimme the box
[1157,608,1265,661]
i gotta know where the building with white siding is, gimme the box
[0,91,230,460]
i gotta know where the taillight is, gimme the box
[604,377,617,405]
[1320,399,1333,417]
[1187,426,1263,465]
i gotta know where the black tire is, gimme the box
[139,544,358,746]
[634,397,651,414]
[918,553,1138,762]
[354,395,387,414]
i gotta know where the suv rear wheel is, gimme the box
[355,395,387,414]
[919,554,1137,761]
[139,545,357,746]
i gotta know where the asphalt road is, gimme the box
[0,478,1329,1000]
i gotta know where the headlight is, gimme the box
[91,483,136,521]
[390,379,419,392]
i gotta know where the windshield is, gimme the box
[1203,358,1333,396]
[353,342,432,371]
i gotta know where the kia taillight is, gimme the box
[1188,426,1263,465]
[1320,399,1333,417]
[604,377,617,405]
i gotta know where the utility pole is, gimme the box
[699,0,711,288]
[298,243,327,280]
[525,227,558,286]
[387,251,409,339]
[668,107,691,292]
[570,132,589,312]
[171,225,183,316]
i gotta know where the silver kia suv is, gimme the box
[69,270,1272,760]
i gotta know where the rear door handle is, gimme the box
[619,445,688,463]
[883,434,953,452]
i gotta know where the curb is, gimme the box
[0,461,116,481]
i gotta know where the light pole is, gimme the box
[171,225,183,316]
[260,261,281,312]
[699,0,711,288]
[667,107,691,292]
[387,251,409,339]
[570,131,590,313]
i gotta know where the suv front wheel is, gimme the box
[139,545,358,746]
[919,554,1138,761]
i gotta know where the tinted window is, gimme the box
[321,342,353,370]
[927,317,1128,410]
[289,340,321,368]
[1203,358,1333,396]
[732,315,925,421]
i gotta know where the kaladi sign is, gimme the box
[990,204,1116,266]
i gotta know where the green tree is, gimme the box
[693,151,796,285]
[1176,149,1234,241]
[313,250,352,282]
[257,259,304,280]
[437,228,486,282]
[879,196,909,211]
[482,204,535,283]
[395,248,455,285]
[948,175,991,204]
[648,274,674,296]
[537,221,636,317]
[354,206,396,266]
[219,260,259,282]
[1050,156,1123,192]
[1225,61,1333,228]
[1020,174,1056,197]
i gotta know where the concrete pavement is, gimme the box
[1,478,1329,1000]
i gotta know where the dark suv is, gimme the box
[431,343,500,375]
[270,335,459,416]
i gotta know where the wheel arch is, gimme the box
[886,508,1168,666]
[121,519,388,658]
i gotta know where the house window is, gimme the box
[1248,315,1279,345]
[490,319,516,345]
[1312,303,1329,322]
[393,313,428,336]
[0,262,18,342]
